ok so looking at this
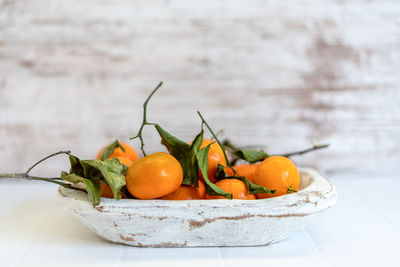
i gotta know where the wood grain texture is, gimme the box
[0,0,399,175]
[58,168,337,247]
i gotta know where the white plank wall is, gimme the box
[0,0,399,176]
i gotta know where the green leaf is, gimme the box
[226,176,275,195]
[68,154,102,179]
[196,145,232,199]
[83,178,102,206]
[216,164,276,195]
[81,159,127,200]
[287,186,297,193]
[233,149,269,163]
[215,163,226,180]
[155,124,202,187]
[60,171,85,184]
[99,140,125,161]
[190,127,204,154]
[64,154,128,206]
[61,171,102,206]
[68,154,87,177]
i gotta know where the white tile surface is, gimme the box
[0,174,399,267]
[0,253,19,267]
[305,177,400,248]
[120,247,225,267]
[346,177,400,231]
[220,230,330,267]
[318,245,400,267]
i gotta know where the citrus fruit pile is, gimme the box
[0,82,327,207]
[94,140,300,203]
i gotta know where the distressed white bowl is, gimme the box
[58,167,337,247]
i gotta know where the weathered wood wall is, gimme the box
[1,0,399,176]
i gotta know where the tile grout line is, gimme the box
[219,247,229,267]
[113,244,125,267]
[314,243,400,250]
[303,228,333,267]
[9,216,54,267]
[348,179,400,234]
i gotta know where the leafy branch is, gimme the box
[130,81,163,156]
[25,150,70,173]
[222,139,268,165]
[0,151,86,193]
[223,139,329,164]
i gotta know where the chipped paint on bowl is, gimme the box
[57,167,337,247]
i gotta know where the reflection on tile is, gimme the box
[0,182,56,251]
[346,177,400,231]
[0,252,20,267]
[306,177,400,248]
[221,230,330,267]
[120,246,224,267]
[319,245,400,267]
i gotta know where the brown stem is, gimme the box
[0,173,86,192]
[0,150,85,193]
[26,150,71,173]
[197,111,239,176]
[222,140,241,165]
[223,138,329,163]
[0,173,27,178]
[278,144,329,158]
[130,81,163,156]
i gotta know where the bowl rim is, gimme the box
[58,167,337,216]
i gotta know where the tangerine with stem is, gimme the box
[198,139,228,183]
[252,156,300,199]
[206,179,256,200]
[224,163,259,182]
[96,142,139,163]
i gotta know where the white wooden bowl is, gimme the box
[57,168,337,247]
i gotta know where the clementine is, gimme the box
[96,142,139,163]
[113,156,133,167]
[206,179,256,200]
[252,156,300,199]
[160,180,206,200]
[199,139,227,183]
[126,152,183,199]
[224,163,259,182]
